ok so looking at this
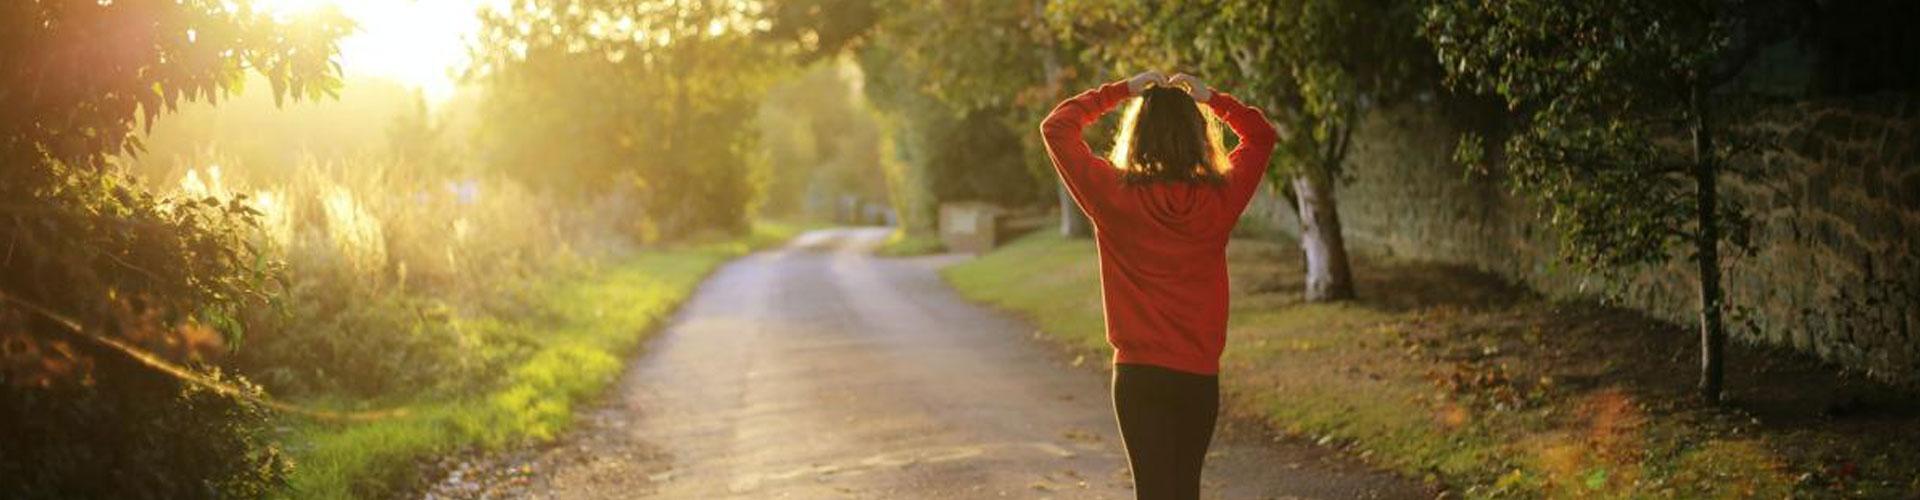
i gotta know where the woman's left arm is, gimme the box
[1204,91,1278,209]
[1171,73,1277,208]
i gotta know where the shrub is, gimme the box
[0,360,290,499]
[202,158,597,401]
[0,162,295,498]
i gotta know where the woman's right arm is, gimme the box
[1041,73,1157,222]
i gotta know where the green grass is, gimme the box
[874,228,946,257]
[944,232,1917,498]
[276,222,802,499]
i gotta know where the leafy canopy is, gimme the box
[0,0,350,173]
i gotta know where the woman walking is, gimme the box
[1039,71,1277,500]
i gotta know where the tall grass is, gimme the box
[166,156,594,400]
[150,152,793,497]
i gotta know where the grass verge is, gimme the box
[875,228,945,257]
[944,232,1920,498]
[276,222,807,499]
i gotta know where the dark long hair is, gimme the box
[1109,86,1230,184]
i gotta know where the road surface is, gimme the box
[426,228,1429,499]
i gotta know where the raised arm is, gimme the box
[1040,73,1159,222]
[1169,73,1277,210]
[1205,91,1278,202]
[1040,80,1133,173]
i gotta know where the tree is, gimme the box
[765,0,1099,237]
[1423,0,1784,402]
[0,0,347,494]
[1035,0,1096,238]
[757,62,889,217]
[762,0,881,60]
[867,0,1091,234]
[469,0,781,240]
[851,42,951,232]
[1056,0,1432,301]
[856,41,1048,211]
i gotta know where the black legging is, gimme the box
[1112,363,1220,500]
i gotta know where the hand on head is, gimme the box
[1169,73,1211,103]
[1127,71,1167,95]
[1126,71,1212,103]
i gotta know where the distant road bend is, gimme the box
[427,228,1429,499]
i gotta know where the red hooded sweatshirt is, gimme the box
[1040,80,1277,375]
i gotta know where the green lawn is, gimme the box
[944,232,1919,498]
[874,228,946,257]
[276,222,806,499]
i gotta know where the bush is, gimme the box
[0,362,290,499]
[237,287,522,400]
[0,162,294,498]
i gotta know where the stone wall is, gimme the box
[1248,95,1920,386]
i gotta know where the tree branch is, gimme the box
[0,291,408,423]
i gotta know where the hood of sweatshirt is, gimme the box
[1126,181,1234,242]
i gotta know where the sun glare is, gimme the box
[251,0,504,104]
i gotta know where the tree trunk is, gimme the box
[1692,88,1726,404]
[1290,169,1355,301]
[1059,183,1092,237]
[1033,1,1090,239]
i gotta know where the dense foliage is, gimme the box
[0,0,346,496]
[1,365,290,498]
[469,0,782,240]
[116,49,708,500]
[858,1,1062,215]
[765,0,1085,232]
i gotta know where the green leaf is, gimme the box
[1583,467,1609,490]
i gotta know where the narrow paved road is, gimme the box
[428,228,1429,499]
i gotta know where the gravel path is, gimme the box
[424,228,1431,499]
